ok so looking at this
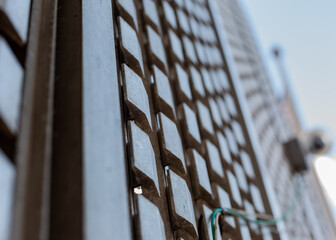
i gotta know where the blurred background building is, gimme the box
[0,0,335,239]
[215,0,336,239]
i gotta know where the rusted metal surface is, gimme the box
[0,0,279,239]
[1,0,334,240]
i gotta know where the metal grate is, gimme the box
[1,0,333,240]
[112,0,277,239]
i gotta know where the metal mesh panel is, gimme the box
[0,0,334,239]
[113,0,277,239]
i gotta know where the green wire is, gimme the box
[211,208,224,239]
[211,177,301,239]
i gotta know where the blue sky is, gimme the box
[239,0,336,222]
[240,0,336,145]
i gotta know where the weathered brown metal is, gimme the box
[4,0,335,239]
[10,0,57,239]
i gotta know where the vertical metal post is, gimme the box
[11,0,57,239]
[82,0,132,239]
